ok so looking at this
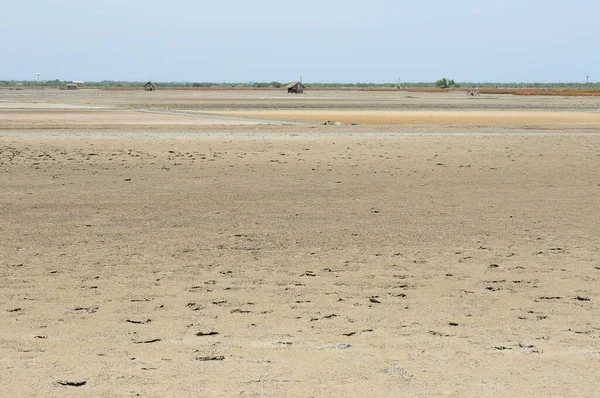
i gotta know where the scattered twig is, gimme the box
[196,331,219,336]
[196,355,225,361]
[134,338,161,344]
[58,380,87,387]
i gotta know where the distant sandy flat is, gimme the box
[0,109,294,129]
[7,108,600,130]
[0,101,105,109]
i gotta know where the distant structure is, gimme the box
[144,81,156,91]
[286,82,305,94]
[467,88,480,97]
[66,83,78,90]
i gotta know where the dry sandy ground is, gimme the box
[1,89,599,397]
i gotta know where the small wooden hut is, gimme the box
[286,82,305,94]
[144,81,156,91]
[66,83,78,90]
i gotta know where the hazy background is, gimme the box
[2,0,598,83]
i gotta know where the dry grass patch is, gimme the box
[209,110,600,128]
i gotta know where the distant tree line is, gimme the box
[1,80,600,90]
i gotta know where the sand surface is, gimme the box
[1,88,599,397]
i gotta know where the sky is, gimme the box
[2,0,599,83]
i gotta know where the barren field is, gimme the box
[1,88,599,397]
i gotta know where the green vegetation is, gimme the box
[250,81,282,88]
[435,78,455,89]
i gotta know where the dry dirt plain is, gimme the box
[1,88,599,397]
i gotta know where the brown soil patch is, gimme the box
[409,87,600,96]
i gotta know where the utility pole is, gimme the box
[586,75,589,84]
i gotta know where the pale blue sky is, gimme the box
[2,1,598,83]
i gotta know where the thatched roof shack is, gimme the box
[144,81,156,91]
[286,82,305,94]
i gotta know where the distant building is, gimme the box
[66,83,78,90]
[286,82,305,94]
[144,81,156,91]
